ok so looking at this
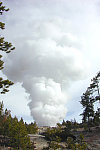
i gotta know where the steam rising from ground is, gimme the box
[3,19,87,126]
[2,0,96,126]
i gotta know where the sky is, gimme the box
[0,0,100,126]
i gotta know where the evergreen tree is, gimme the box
[0,101,4,134]
[25,121,38,134]
[80,72,100,125]
[80,90,94,123]
[0,1,15,94]
[93,108,100,126]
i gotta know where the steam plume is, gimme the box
[2,0,91,126]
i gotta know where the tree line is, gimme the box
[0,101,38,149]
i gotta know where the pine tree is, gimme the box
[8,117,30,149]
[0,1,15,94]
[80,72,100,126]
[80,90,94,123]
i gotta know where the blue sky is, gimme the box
[0,0,100,126]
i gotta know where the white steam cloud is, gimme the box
[2,0,96,126]
[3,19,87,126]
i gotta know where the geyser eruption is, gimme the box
[3,19,87,126]
[2,0,94,126]
[23,77,67,126]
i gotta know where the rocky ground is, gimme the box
[0,126,100,150]
[72,126,100,150]
[83,126,100,150]
[30,126,100,150]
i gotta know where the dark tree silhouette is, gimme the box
[0,1,15,94]
[80,72,100,125]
